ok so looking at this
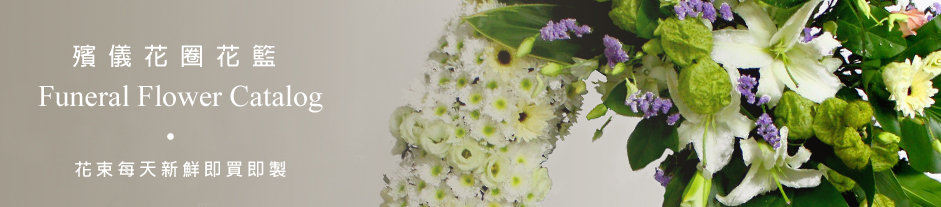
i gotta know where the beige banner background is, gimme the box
[0,0,665,206]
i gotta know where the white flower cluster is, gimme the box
[381,3,585,206]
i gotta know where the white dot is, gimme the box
[167,133,175,141]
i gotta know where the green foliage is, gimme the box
[626,115,679,170]
[895,162,941,206]
[464,4,585,64]
[833,0,907,60]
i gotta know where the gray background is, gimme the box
[0,0,698,206]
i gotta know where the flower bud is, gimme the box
[656,18,713,67]
[813,98,848,144]
[843,100,874,128]
[774,91,817,140]
[677,59,731,114]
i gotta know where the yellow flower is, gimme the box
[883,55,940,118]
[510,102,554,142]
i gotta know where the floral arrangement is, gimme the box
[383,0,941,206]
[379,2,592,206]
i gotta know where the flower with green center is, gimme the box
[447,139,488,172]
[667,58,752,177]
[510,102,554,142]
[717,127,823,206]
[419,122,453,158]
[883,55,941,118]
[482,156,510,187]
[711,0,842,105]
[525,167,552,204]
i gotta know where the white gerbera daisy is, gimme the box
[883,55,941,118]
[509,102,555,142]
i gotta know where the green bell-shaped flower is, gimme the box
[677,59,732,114]
[774,91,817,140]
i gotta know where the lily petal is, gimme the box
[734,1,776,41]
[769,0,824,51]
[756,61,787,105]
[777,167,823,188]
[782,49,842,103]
[740,138,761,166]
[716,166,776,206]
[712,29,775,69]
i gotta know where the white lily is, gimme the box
[716,127,823,206]
[711,0,843,105]
[665,61,752,178]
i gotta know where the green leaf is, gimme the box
[626,115,678,170]
[834,1,907,60]
[740,181,848,207]
[464,4,584,64]
[586,103,608,120]
[761,0,808,8]
[895,162,941,206]
[874,171,912,207]
[632,0,661,39]
[898,117,941,173]
[603,80,643,117]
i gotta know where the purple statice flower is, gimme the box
[934,2,941,14]
[801,27,822,43]
[756,113,781,148]
[654,168,672,187]
[675,1,690,20]
[603,35,630,68]
[689,0,704,12]
[719,3,733,21]
[540,18,592,41]
[626,91,675,119]
[540,21,569,41]
[702,2,717,22]
[756,95,770,106]
[667,113,681,126]
[737,75,758,104]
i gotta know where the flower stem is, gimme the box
[772,172,792,204]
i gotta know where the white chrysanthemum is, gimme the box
[471,116,508,147]
[525,167,551,203]
[502,167,532,201]
[419,184,452,207]
[416,159,449,186]
[447,139,488,172]
[509,102,555,142]
[884,56,941,118]
[481,89,518,122]
[419,121,453,158]
[446,173,481,199]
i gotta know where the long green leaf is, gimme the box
[874,171,912,207]
[898,118,941,173]
[464,4,584,64]
[895,163,941,206]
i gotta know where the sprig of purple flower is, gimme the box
[737,75,770,106]
[540,18,592,41]
[626,91,681,125]
[674,0,733,22]
[756,113,781,148]
[603,35,630,68]
[654,168,672,187]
